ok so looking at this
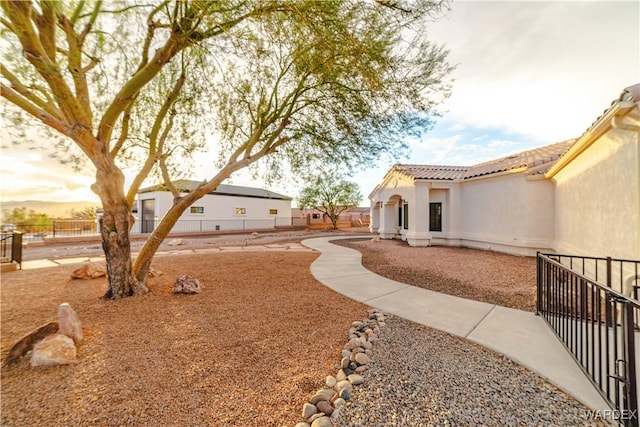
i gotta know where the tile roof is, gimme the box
[391,140,575,181]
[139,179,292,200]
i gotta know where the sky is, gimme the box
[1,0,638,206]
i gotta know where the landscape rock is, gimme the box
[70,262,106,280]
[335,380,352,392]
[333,398,346,409]
[316,400,334,416]
[3,321,59,365]
[354,353,370,365]
[301,403,317,420]
[31,334,76,366]
[310,388,334,405]
[167,239,186,246]
[306,413,325,423]
[173,275,203,294]
[310,416,332,427]
[337,387,351,400]
[348,373,364,385]
[294,423,310,427]
[336,369,347,381]
[325,375,336,388]
[58,303,83,345]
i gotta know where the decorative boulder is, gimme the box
[70,262,106,280]
[173,275,203,294]
[167,239,186,246]
[3,321,59,366]
[58,303,83,345]
[31,334,77,367]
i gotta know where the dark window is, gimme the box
[430,203,442,232]
[269,209,278,215]
[403,203,409,230]
[190,206,204,214]
[312,213,320,219]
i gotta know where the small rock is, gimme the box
[311,416,332,427]
[58,303,83,346]
[333,397,346,408]
[335,380,352,392]
[302,403,317,419]
[355,365,368,373]
[336,369,347,381]
[341,349,351,358]
[316,400,334,416]
[307,413,325,423]
[355,353,370,365]
[371,236,380,243]
[325,375,336,388]
[70,262,106,280]
[173,275,203,294]
[251,232,259,237]
[348,374,364,385]
[338,387,351,400]
[294,423,310,427]
[310,388,334,405]
[341,357,350,369]
[31,334,76,366]
[167,239,186,246]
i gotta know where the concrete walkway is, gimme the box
[302,235,610,412]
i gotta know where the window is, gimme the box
[269,209,278,215]
[190,206,204,214]
[403,203,409,230]
[429,203,442,232]
[234,207,246,215]
[312,213,320,219]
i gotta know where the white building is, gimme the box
[133,180,293,234]
[369,83,640,260]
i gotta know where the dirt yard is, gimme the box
[1,251,369,426]
[335,238,538,312]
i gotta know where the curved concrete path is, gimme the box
[302,236,610,412]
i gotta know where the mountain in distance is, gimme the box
[0,200,101,219]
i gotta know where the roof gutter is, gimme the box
[545,100,636,179]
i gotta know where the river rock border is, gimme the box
[294,308,387,427]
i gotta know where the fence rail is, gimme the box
[537,252,639,426]
[1,218,300,241]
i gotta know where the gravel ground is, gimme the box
[334,316,607,426]
[335,238,537,312]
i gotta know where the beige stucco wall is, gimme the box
[457,173,555,255]
[552,117,640,260]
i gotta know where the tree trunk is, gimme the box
[95,167,148,299]
[329,214,339,230]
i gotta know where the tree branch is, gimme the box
[1,83,69,136]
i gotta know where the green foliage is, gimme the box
[1,207,52,226]
[298,173,362,230]
[68,207,98,220]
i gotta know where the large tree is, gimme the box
[1,0,453,299]
[298,174,362,230]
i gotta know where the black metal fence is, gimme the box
[0,232,22,268]
[0,221,98,241]
[537,253,639,426]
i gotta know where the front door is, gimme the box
[141,199,155,233]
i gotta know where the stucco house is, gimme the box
[369,83,639,260]
[132,180,293,234]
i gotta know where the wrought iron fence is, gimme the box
[0,232,22,268]
[537,252,639,426]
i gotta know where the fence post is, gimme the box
[537,252,542,315]
[623,302,639,427]
[11,231,22,269]
[607,256,612,288]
